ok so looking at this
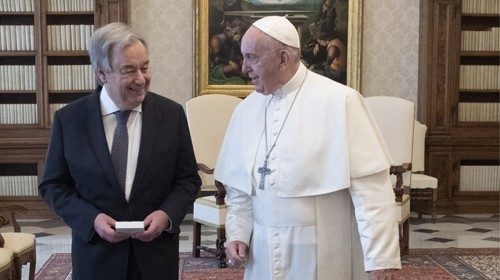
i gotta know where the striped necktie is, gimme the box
[111,110,132,190]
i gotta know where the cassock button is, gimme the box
[275,107,281,111]
[274,119,279,123]
[270,181,275,186]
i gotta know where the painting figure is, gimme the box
[205,0,348,86]
[299,0,347,84]
[209,18,248,85]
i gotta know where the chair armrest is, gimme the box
[214,180,226,206]
[197,163,214,175]
[390,163,412,202]
[0,204,27,233]
[196,163,226,206]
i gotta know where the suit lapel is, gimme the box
[130,94,162,199]
[85,89,126,198]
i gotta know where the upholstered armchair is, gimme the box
[0,216,14,280]
[185,94,242,268]
[0,248,13,280]
[410,121,438,222]
[365,96,415,255]
[0,205,36,280]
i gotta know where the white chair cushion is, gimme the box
[193,196,227,227]
[186,94,242,170]
[365,96,415,165]
[395,194,410,224]
[411,174,438,189]
[1,232,35,255]
[0,248,13,270]
[412,122,427,172]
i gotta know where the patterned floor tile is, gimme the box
[426,237,455,243]
[482,237,500,242]
[414,228,440,234]
[34,232,54,238]
[466,228,493,233]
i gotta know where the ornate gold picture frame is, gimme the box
[194,0,362,97]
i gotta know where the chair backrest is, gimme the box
[186,94,242,189]
[365,96,415,166]
[412,121,428,172]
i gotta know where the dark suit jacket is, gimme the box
[39,89,201,280]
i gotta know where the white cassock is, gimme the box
[214,63,401,280]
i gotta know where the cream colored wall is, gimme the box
[361,0,420,106]
[131,1,420,107]
[131,1,194,106]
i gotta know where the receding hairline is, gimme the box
[108,40,149,69]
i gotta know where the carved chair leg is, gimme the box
[0,267,13,280]
[399,219,410,255]
[12,258,21,280]
[193,222,202,258]
[432,188,437,223]
[29,249,36,280]
[216,227,227,268]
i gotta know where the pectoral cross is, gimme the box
[257,159,271,190]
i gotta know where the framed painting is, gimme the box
[194,0,362,97]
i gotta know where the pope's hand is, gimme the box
[225,240,248,266]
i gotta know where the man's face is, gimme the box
[102,41,151,109]
[240,27,281,94]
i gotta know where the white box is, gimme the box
[115,221,144,234]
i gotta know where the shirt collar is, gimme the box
[100,84,142,116]
[273,62,307,98]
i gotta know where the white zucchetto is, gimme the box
[252,16,300,49]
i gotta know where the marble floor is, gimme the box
[3,212,499,280]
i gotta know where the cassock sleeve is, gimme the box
[349,170,402,271]
[225,186,254,245]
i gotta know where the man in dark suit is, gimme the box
[39,22,201,280]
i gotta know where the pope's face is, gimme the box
[240,27,282,95]
[102,41,151,109]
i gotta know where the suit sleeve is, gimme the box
[349,170,402,271]
[39,111,101,242]
[159,106,201,229]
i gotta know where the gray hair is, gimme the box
[88,22,147,84]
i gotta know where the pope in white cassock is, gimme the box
[214,16,402,280]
